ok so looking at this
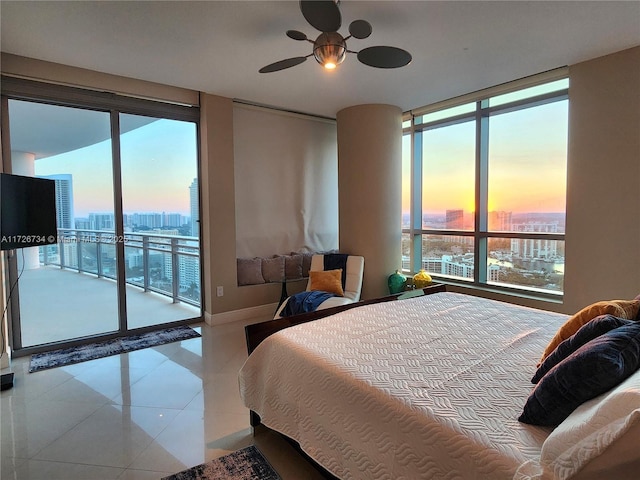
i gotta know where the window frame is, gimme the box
[403,74,568,299]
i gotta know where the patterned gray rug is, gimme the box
[29,326,201,373]
[162,445,281,480]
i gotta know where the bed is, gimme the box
[239,290,640,479]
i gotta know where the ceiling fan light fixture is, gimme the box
[313,32,346,69]
[258,2,412,73]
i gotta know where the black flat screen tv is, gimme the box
[0,173,58,250]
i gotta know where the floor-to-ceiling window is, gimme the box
[1,77,201,353]
[7,100,119,347]
[402,73,568,297]
[119,113,200,329]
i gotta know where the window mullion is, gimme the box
[476,100,489,284]
[110,111,128,334]
[411,119,423,273]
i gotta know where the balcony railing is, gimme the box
[40,229,201,307]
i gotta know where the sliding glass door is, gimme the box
[7,100,120,347]
[2,82,201,353]
[119,113,200,329]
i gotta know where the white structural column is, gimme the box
[10,151,35,177]
[8,151,40,270]
[336,104,402,300]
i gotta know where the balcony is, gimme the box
[17,229,201,348]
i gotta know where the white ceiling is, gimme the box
[1,1,639,118]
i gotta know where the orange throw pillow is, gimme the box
[538,299,640,365]
[309,269,344,297]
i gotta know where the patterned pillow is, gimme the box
[520,321,640,427]
[538,299,640,364]
[309,269,344,296]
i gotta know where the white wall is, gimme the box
[563,46,640,312]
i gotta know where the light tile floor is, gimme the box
[0,319,327,479]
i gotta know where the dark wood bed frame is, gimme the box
[244,283,447,427]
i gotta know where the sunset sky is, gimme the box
[35,118,197,217]
[402,100,568,215]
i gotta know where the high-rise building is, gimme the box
[163,213,183,228]
[75,218,91,230]
[445,209,472,245]
[488,211,513,231]
[40,174,74,229]
[162,252,200,292]
[511,223,558,259]
[89,213,114,231]
[189,178,199,237]
[130,213,162,229]
[445,209,464,229]
[180,256,200,291]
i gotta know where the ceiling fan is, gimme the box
[259,0,412,73]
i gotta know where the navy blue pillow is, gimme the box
[532,315,633,384]
[519,321,640,427]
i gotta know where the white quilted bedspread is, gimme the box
[239,292,569,479]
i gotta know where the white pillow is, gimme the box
[515,368,640,479]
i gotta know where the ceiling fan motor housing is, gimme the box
[313,32,347,68]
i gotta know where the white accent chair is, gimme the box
[274,254,365,319]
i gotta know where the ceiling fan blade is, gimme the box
[286,30,308,41]
[357,46,412,69]
[259,56,308,73]
[299,0,341,32]
[348,20,372,39]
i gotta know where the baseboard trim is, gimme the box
[205,303,278,326]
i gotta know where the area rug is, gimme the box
[29,325,201,373]
[162,445,280,480]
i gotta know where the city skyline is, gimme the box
[402,210,566,231]
[40,167,199,237]
[33,118,197,217]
